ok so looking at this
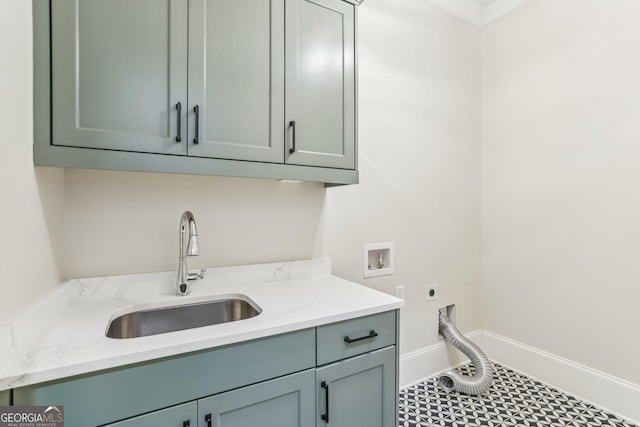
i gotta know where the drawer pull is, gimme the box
[175,102,182,142]
[344,329,378,344]
[289,120,296,154]
[205,413,212,427]
[193,105,200,145]
[183,421,190,427]
[321,381,330,422]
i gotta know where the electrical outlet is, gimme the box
[395,285,405,299]
[425,284,438,301]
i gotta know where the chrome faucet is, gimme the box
[177,211,206,296]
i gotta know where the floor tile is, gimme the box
[399,362,637,427]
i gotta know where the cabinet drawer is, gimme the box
[14,329,315,427]
[316,311,396,366]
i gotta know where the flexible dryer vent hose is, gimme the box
[438,312,493,395]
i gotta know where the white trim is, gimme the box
[422,0,530,28]
[481,0,530,26]
[423,0,484,27]
[481,331,640,425]
[399,330,482,388]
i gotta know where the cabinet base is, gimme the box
[33,144,359,186]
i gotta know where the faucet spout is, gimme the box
[177,211,205,296]
[180,211,198,257]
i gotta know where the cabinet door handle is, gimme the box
[193,105,200,145]
[344,329,378,344]
[321,381,330,423]
[205,413,212,427]
[289,120,296,153]
[175,102,182,142]
[183,421,190,427]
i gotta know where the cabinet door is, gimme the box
[51,0,188,154]
[285,0,356,169]
[316,347,396,427]
[198,369,315,427]
[104,402,196,427]
[187,0,285,163]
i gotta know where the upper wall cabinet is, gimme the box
[50,0,189,156]
[285,0,356,170]
[187,0,285,163]
[33,0,359,185]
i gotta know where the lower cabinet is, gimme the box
[12,310,398,427]
[104,402,197,427]
[105,370,315,427]
[198,370,315,427]
[316,347,396,427]
[12,329,316,426]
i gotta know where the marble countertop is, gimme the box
[0,259,404,391]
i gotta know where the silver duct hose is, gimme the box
[438,312,493,395]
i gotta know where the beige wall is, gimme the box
[0,1,65,321]
[64,170,325,278]
[482,0,640,384]
[324,0,482,355]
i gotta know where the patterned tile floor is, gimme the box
[399,363,638,427]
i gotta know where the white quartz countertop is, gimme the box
[0,259,404,391]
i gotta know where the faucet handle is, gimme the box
[188,268,207,282]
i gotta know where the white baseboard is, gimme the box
[399,330,640,425]
[481,331,640,425]
[399,330,481,388]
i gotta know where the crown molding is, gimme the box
[423,0,530,27]
[481,0,530,26]
[424,0,484,27]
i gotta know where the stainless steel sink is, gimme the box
[106,296,261,339]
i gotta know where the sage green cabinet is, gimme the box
[104,402,196,427]
[198,370,315,427]
[11,310,397,426]
[51,0,282,161]
[34,0,359,185]
[315,311,398,427]
[285,0,356,170]
[13,329,315,427]
[316,311,396,365]
[51,0,188,155]
[105,370,315,427]
[187,0,285,163]
[316,347,396,427]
